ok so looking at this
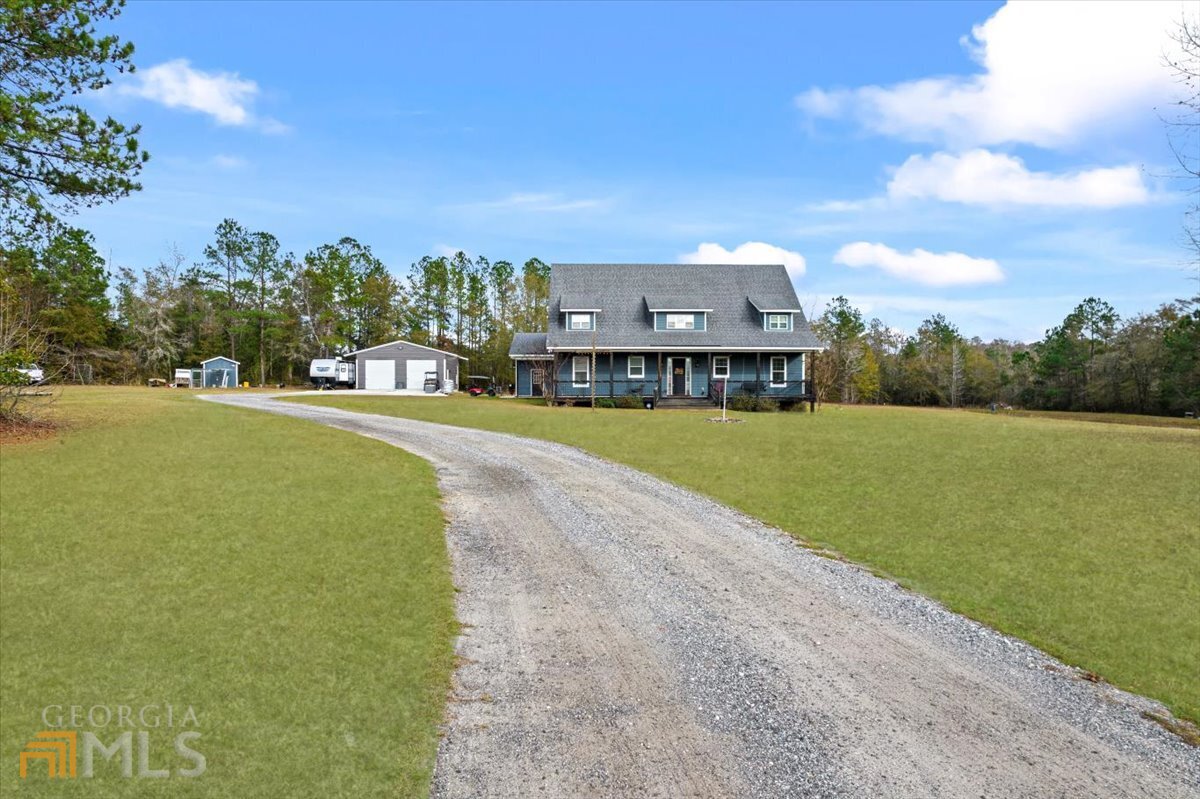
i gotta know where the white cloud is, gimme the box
[887,149,1149,208]
[210,154,247,170]
[833,242,1003,286]
[679,241,807,280]
[118,59,286,132]
[796,1,1186,148]
[433,244,472,258]
[803,198,885,213]
[454,192,607,213]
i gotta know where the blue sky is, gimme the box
[76,1,1195,341]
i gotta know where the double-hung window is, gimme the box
[627,355,645,379]
[712,355,730,379]
[770,356,787,386]
[572,356,590,387]
[665,313,695,330]
[568,312,594,331]
[766,313,791,331]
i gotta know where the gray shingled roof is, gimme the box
[545,264,824,350]
[749,295,805,312]
[508,332,550,357]
[558,294,604,311]
[643,294,715,311]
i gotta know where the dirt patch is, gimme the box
[0,417,57,446]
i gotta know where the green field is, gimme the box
[973,407,1200,430]
[0,388,456,797]
[295,394,1200,723]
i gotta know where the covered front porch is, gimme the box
[515,351,814,407]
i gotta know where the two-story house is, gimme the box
[509,263,825,408]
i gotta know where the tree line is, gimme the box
[1,219,551,387]
[812,295,1200,416]
[4,220,1197,415]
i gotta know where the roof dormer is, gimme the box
[559,294,601,331]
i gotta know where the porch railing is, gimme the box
[544,378,814,402]
[548,378,653,398]
[710,378,814,400]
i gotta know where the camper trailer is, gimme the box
[309,358,356,389]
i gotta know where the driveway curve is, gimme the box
[204,394,1199,798]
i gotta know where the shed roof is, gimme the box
[509,332,550,357]
[643,294,715,312]
[201,356,240,365]
[558,294,604,311]
[748,295,805,313]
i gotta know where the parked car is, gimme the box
[16,364,44,385]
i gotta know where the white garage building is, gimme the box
[344,339,466,393]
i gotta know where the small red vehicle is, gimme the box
[466,375,496,397]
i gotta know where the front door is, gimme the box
[671,358,687,396]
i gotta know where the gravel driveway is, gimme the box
[206,394,1199,798]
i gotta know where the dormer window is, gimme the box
[765,313,792,331]
[568,312,595,331]
[665,313,695,330]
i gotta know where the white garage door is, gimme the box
[364,359,395,390]
[406,360,437,391]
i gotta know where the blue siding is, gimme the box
[551,353,659,398]
[526,351,809,400]
[201,357,238,388]
[653,312,706,331]
[514,360,552,397]
[711,353,806,396]
[516,361,531,396]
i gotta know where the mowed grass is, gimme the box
[296,394,1200,722]
[974,407,1200,430]
[1,387,456,797]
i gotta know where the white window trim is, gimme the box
[664,313,697,330]
[627,355,645,379]
[572,355,590,387]
[766,313,791,331]
[712,355,730,379]
[568,312,594,331]
[770,356,787,387]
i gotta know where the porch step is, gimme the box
[656,396,715,409]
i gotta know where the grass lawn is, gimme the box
[972,407,1200,430]
[295,394,1200,723]
[1,387,456,797]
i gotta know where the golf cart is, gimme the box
[466,374,496,397]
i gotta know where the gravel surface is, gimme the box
[207,394,1200,798]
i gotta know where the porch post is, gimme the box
[657,351,663,396]
[809,351,817,412]
[755,352,761,397]
[609,351,614,398]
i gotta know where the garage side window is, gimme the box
[572,356,590,386]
